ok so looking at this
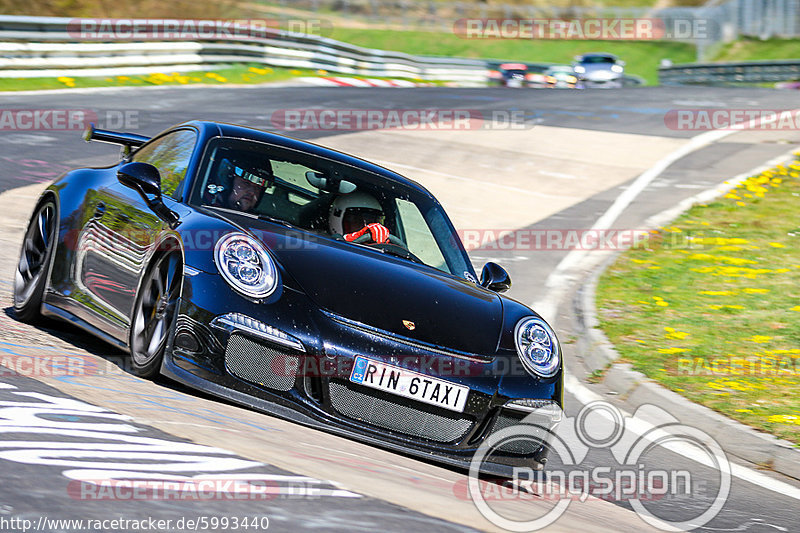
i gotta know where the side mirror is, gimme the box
[118,161,161,198]
[480,262,511,293]
[117,162,179,227]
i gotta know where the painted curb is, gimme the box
[574,149,800,481]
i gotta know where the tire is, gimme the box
[13,200,57,323]
[129,251,182,378]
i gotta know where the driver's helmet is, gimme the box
[204,157,272,204]
[219,157,272,188]
[329,191,385,235]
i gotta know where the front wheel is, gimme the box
[130,251,182,378]
[13,200,57,323]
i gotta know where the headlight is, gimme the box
[514,317,560,378]
[574,65,585,73]
[214,232,277,298]
[611,65,623,73]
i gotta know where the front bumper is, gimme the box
[164,271,563,475]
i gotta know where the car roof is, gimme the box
[176,120,434,199]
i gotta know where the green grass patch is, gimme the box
[330,27,696,85]
[0,64,323,92]
[596,155,800,444]
[712,37,800,63]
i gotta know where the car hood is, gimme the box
[580,64,621,78]
[229,215,504,356]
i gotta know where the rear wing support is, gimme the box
[83,123,151,158]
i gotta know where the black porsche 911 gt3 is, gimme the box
[13,121,563,475]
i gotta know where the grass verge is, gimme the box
[0,64,324,92]
[712,37,800,63]
[595,154,800,444]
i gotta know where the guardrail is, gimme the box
[0,15,488,82]
[659,59,800,85]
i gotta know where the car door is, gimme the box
[77,129,198,334]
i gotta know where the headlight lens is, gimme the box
[514,317,560,378]
[574,65,585,73]
[214,233,277,298]
[611,65,623,73]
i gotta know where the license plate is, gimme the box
[349,356,469,413]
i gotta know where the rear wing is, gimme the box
[83,123,150,157]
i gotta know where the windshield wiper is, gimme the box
[257,214,297,229]
[204,205,297,229]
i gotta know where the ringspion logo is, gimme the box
[466,401,730,531]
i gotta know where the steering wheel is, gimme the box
[348,233,425,264]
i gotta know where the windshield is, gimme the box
[581,56,616,64]
[189,137,475,279]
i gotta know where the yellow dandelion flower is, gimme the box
[699,290,736,296]
[769,242,785,248]
[747,335,772,344]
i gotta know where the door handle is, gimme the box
[93,203,106,219]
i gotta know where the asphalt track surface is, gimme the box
[0,84,799,532]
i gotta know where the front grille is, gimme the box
[225,334,299,391]
[489,410,550,455]
[328,380,473,443]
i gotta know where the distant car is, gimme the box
[572,53,625,88]
[489,63,530,88]
[14,121,564,476]
[542,65,579,89]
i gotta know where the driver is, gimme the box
[204,158,272,213]
[328,191,391,244]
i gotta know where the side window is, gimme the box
[132,129,197,199]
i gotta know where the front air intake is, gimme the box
[328,380,473,443]
[225,334,300,392]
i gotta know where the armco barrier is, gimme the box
[0,15,488,82]
[659,59,800,85]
